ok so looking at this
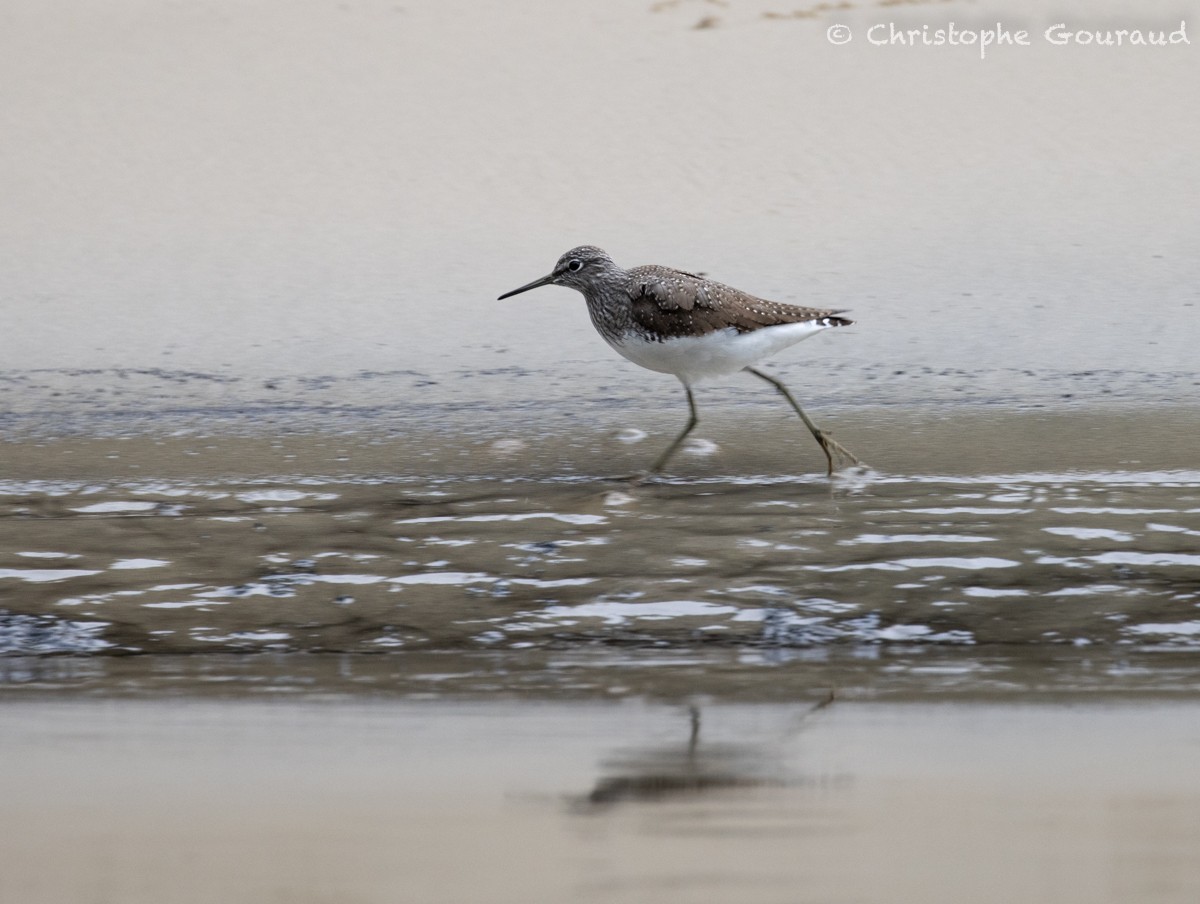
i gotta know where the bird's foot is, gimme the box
[815,431,862,476]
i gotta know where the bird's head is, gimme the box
[497,246,617,299]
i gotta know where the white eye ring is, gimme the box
[567,259,583,272]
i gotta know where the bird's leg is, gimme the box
[746,367,860,476]
[647,383,699,475]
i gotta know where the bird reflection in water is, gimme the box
[581,691,836,809]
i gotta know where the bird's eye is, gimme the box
[567,259,583,272]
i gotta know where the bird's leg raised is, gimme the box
[746,367,860,476]
[647,383,700,476]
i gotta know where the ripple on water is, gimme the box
[0,469,1197,654]
[0,613,113,653]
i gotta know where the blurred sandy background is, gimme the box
[2,0,1196,427]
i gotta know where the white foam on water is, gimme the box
[110,559,171,570]
[894,557,1021,570]
[0,568,102,583]
[1146,522,1200,537]
[192,630,292,643]
[396,513,607,526]
[537,601,738,626]
[390,572,494,586]
[1051,507,1178,515]
[895,507,1031,516]
[142,601,228,609]
[842,534,996,545]
[1126,621,1200,636]
[963,587,1030,598]
[235,490,339,503]
[1091,552,1200,567]
[70,501,158,513]
[510,577,596,588]
[302,574,388,585]
[1046,584,1125,597]
[1043,527,1135,542]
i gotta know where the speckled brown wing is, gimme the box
[625,264,852,340]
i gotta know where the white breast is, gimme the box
[607,321,832,385]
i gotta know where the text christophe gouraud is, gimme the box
[825,20,1190,59]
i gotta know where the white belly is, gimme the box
[608,321,831,385]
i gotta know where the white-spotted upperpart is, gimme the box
[609,320,834,385]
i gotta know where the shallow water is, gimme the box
[3,442,1197,659]
[3,698,1200,904]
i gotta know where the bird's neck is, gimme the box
[582,288,632,345]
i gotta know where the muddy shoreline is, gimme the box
[4,406,1199,480]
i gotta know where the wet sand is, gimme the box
[3,698,1200,904]
[5,407,1200,480]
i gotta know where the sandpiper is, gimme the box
[498,245,860,476]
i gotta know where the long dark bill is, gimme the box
[497,271,557,300]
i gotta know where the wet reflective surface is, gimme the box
[5,420,1195,903]
[3,698,1199,904]
[3,455,1197,657]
